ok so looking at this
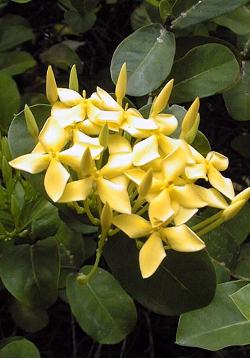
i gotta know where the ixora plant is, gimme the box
[6,63,250,348]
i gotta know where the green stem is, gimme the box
[191,211,222,232]
[136,203,149,216]
[196,218,224,237]
[84,200,100,225]
[108,227,120,236]
[132,197,144,213]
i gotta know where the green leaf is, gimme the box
[212,258,231,284]
[192,130,211,156]
[58,205,97,235]
[66,266,137,344]
[111,24,175,96]
[171,43,240,103]
[104,233,216,316]
[230,283,250,320]
[11,0,33,3]
[171,0,250,30]
[65,10,96,33]
[159,0,172,22]
[40,44,83,73]
[0,237,60,308]
[0,22,34,52]
[176,280,250,350]
[0,73,20,132]
[130,4,152,31]
[233,243,250,280]
[0,339,40,358]
[0,51,36,76]
[167,104,187,138]
[9,299,49,333]
[223,61,250,121]
[213,6,250,35]
[231,133,250,158]
[223,202,250,244]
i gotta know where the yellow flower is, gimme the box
[112,214,205,278]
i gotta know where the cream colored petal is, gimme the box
[149,189,175,227]
[73,130,104,159]
[158,134,177,156]
[206,151,229,171]
[162,225,205,252]
[108,134,131,154]
[32,142,46,154]
[110,175,129,187]
[189,144,205,163]
[112,214,152,238]
[94,110,124,125]
[100,153,132,178]
[44,159,70,201]
[58,144,85,171]
[125,168,146,185]
[51,102,86,127]
[58,88,83,106]
[39,117,69,153]
[78,119,101,135]
[126,111,158,130]
[9,153,50,174]
[96,86,121,110]
[162,146,186,182]
[208,165,235,200]
[139,232,166,278]
[193,185,228,209]
[97,178,131,214]
[132,135,160,166]
[58,178,93,202]
[150,79,174,116]
[154,114,178,135]
[185,163,207,180]
[174,207,198,226]
[170,184,206,208]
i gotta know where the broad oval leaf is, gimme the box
[192,131,211,157]
[233,243,250,280]
[104,233,216,316]
[0,237,60,308]
[0,24,34,52]
[171,0,250,30]
[214,6,250,35]
[111,24,175,96]
[0,339,40,358]
[0,73,20,132]
[223,61,250,121]
[170,43,240,103]
[0,51,36,76]
[66,266,137,344]
[176,280,250,350]
[230,283,250,320]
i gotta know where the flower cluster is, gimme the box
[9,64,250,278]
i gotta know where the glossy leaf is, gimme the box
[171,43,240,103]
[192,130,211,156]
[223,202,250,244]
[214,6,250,35]
[176,281,249,350]
[223,61,250,121]
[9,299,49,333]
[230,283,250,320]
[111,24,175,96]
[0,73,20,132]
[0,237,60,308]
[0,339,40,358]
[104,233,216,316]
[171,0,250,30]
[0,51,36,76]
[66,266,137,344]
[233,243,250,280]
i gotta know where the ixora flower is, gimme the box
[9,63,249,280]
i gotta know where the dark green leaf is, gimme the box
[159,0,172,22]
[66,266,137,344]
[111,24,175,96]
[192,131,211,156]
[214,6,250,35]
[130,4,152,31]
[171,0,250,30]
[9,299,49,333]
[223,61,250,121]
[223,202,250,244]
[0,237,60,308]
[104,233,216,315]
[171,43,240,103]
[65,10,96,33]
[0,339,40,358]
[0,73,20,132]
[233,243,250,280]
[11,0,33,3]
[0,51,36,76]
[176,280,249,350]
[0,23,34,52]
[212,259,231,283]
[230,283,250,320]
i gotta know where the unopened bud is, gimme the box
[138,169,153,198]
[24,104,39,141]
[184,114,200,144]
[99,123,109,149]
[222,199,247,221]
[80,147,93,177]
[150,79,174,117]
[69,64,79,92]
[180,98,200,140]
[115,63,127,106]
[1,137,12,161]
[232,187,250,204]
[101,202,112,233]
[46,66,58,104]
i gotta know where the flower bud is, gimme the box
[150,79,174,117]
[222,199,247,221]
[101,202,112,234]
[1,137,12,161]
[99,123,109,149]
[69,64,79,92]
[180,97,200,141]
[80,147,93,177]
[46,66,58,104]
[24,104,39,142]
[115,63,127,106]
[232,187,250,204]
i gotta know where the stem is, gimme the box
[108,227,120,236]
[84,199,100,225]
[196,218,224,237]
[136,203,149,216]
[132,197,144,213]
[191,211,222,232]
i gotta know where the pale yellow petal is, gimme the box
[39,117,69,153]
[78,119,101,135]
[162,146,186,182]
[149,189,175,227]
[96,86,121,110]
[162,225,205,252]
[158,134,177,156]
[51,102,86,127]
[170,184,206,208]
[193,185,228,209]
[112,214,152,238]
[58,88,83,106]
[132,135,159,166]
[208,165,235,200]
[44,159,70,201]
[58,144,85,171]
[207,151,229,171]
[126,109,158,130]
[97,178,131,214]
[110,175,129,187]
[185,163,207,180]
[154,114,178,135]
[32,142,46,154]
[100,153,132,178]
[73,130,104,159]
[9,153,50,174]
[139,232,166,278]
[108,134,131,154]
[174,207,198,225]
[58,178,93,202]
